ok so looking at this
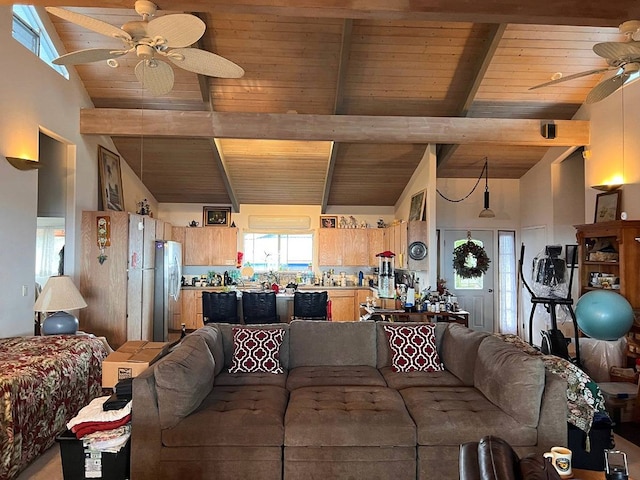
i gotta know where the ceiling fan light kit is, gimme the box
[46,1,245,96]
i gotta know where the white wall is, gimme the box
[0,8,155,336]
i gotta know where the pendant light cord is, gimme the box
[436,157,488,203]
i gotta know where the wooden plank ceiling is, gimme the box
[35,0,634,208]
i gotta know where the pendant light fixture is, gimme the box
[479,159,495,218]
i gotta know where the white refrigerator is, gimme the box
[153,240,182,341]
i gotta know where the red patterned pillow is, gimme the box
[229,327,285,374]
[383,324,444,372]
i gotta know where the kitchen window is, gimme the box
[244,233,312,272]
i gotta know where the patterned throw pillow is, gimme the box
[383,324,444,372]
[229,327,285,374]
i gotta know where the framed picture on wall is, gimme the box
[98,145,124,211]
[320,216,337,228]
[594,190,621,223]
[409,189,426,221]
[203,206,231,226]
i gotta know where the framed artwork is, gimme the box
[320,216,337,228]
[565,244,578,267]
[98,145,124,211]
[203,206,231,226]
[409,189,426,221]
[594,190,621,223]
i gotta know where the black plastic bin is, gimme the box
[568,412,614,471]
[56,429,130,480]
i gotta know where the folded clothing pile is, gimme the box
[67,395,131,452]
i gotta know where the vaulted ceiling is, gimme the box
[32,1,640,210]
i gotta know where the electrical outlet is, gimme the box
[22,285,28,297]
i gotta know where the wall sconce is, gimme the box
[591,184,622,192]
[5,156,41,171]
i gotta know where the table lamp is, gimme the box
[33,275,87,335]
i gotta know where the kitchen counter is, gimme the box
[181,285,373,291]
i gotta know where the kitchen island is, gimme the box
[177,285,373,329]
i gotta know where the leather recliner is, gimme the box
[460,436,562,480]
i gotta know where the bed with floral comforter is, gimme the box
[0,335,109,480]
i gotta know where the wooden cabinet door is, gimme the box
[329,289,355,321]
[342,229,369,266]
[368,229,384,266]
[184,227,213,265]
[318,229,343,265]
[179,289,198,330]
[212,228,238,266]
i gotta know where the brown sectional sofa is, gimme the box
[131,320,568,480]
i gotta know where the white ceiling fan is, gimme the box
[46,0,244,96]
[529,20,640,103]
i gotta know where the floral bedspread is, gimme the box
[0,335,108,480]
[494,334,606,435]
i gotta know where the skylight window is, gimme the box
[12,5,69,79]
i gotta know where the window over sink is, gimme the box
[243,233,312,272]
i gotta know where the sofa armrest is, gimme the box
[131,367,162,480]
[536,370,568,452]
[459,436,520,480]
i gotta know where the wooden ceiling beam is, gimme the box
[26,0,640,26]
[438,24,506,169]
[81,109,590,146]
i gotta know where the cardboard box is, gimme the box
[599,381,638,423]
[102,341,168,388]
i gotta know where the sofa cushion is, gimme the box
[474,336,545,428]
[189,324,224,376]
[229,327,285,374]
[379,366,464,390]
[286,365,386,390]
[401,387,538,447]
[383,324,444,372]
[161,385,288,447]
[214,322,290,370]
[215,369,287,388]
[288,320,377,368]
[376,321,448,369]
[441,323,489,385]
[284,385,416,447]
[154,334,215,430]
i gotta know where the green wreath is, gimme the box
[452,240,491,279]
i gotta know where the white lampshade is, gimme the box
[34,275,87,313]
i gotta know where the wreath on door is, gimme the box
[452,233,491,279]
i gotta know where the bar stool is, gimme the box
[202,291,240,324]
[292,291,328,320]
[242,291,279,324]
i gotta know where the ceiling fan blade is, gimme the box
[135,59,175,96]
[168,48,244,78]
[528,67,613,90]
[45,7,131,42]
[52,48,128,66]
[593,41,640,60]
[585,73,628,104]
[147,14,205,48]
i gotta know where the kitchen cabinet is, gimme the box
[179,289,201,330]
[383,223,408,269]
[328,289,356,321]
[80,211,162,349]
[368,228,385,265]
[318,229,378,267]
[575,221,640,365]
[183,227,238,266]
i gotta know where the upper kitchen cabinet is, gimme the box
[368,228,385,265]
[383,223,408,269]
[318,228,375,267]
[183,227,238,266]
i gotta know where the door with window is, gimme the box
[442,230,494,332]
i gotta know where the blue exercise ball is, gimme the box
[575,290,634,341]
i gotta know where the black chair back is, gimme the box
[242,291,279,324]
[202,291,239,324]
[293,291,328,320]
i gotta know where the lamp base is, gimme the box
[41,311,78,335]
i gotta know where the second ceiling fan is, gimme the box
[530,20,640,103]
[46,0,244,96]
